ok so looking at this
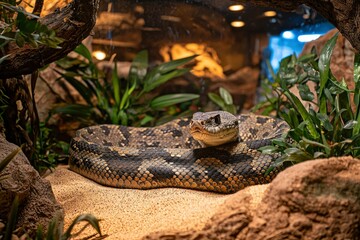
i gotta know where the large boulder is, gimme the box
[0,135,63,234]
[144,157,360,239]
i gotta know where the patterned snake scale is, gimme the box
[69,113,289,193]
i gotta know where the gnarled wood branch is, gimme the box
[0,0,100,79]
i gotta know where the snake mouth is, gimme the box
[190,127,238,147]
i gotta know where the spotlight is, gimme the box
[228,4,244,11]
[231,21,245,28]
[264,11,277,17]
[92,50,106,60]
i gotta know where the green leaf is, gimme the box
[316,113,333,131]
[354,53,360,84]
[140,115,154,126]
[343,120,358,129]
[57,73,94,105]
[208,92,225,108]
[112,62,121,106]
[288,108,299,128]
[284,91,320,139]
[318,33,338,112]
[219,87,233,105]
[117,110,128,126]
[297,84,314,101]
[157,55,197,73]
[224,104,237,115]
[297,53,316,63]
[129,50,148,84]
[150,94,199,109]
[74,44,93,63]
[259,145,278,154]
[144,68,189,93]
[52,104,94,119]
[301,137,331,152]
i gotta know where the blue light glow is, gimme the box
[282,31,295,39]
[297,34,321,42]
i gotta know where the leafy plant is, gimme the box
[29,120,69,173]
[257,33,360,170]
[208,87,237,114]
[34,214,102,240]
[51,45,199,126]
[0,1,63,53]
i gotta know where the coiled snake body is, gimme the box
[69,111,289,193]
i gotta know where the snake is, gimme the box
[69,111,289,193]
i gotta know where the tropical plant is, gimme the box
[208,87,237,114]
[0,1,63,57]
[257,33,360,171]
[29,120,69,173]
[51,44,199,126]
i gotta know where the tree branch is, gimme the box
[0,0,100,79]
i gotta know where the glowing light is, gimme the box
[264,11,277,17]
[228,4,244,11]
[92,50,106,60]
[282,31,295,39]
[230,21,245,28]
[297,34,321,42]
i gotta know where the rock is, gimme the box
[0,135,63,234]
[144,157,360,239]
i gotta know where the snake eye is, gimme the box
[213,114,221,125]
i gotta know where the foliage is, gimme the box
[51,45,199,126]
[256,33,360,171]
[0,1,63,57]
[30,120,69,173]
[208,87,237,114]
[34,214,102,240]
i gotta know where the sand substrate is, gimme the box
[46,166,268,239]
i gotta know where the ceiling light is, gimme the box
[282,31,295,39]
[231,21,245,28]
[92,50,106,61]
[228,4,244,11]
[298,34,321,42]
[264,11,277,17]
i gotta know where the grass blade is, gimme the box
[150,94,199,109]
[62,214,101,240]
[112,62,121,106]
[0,147,21,172]
[4,195,20,240]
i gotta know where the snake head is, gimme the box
[190,111,239,147]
